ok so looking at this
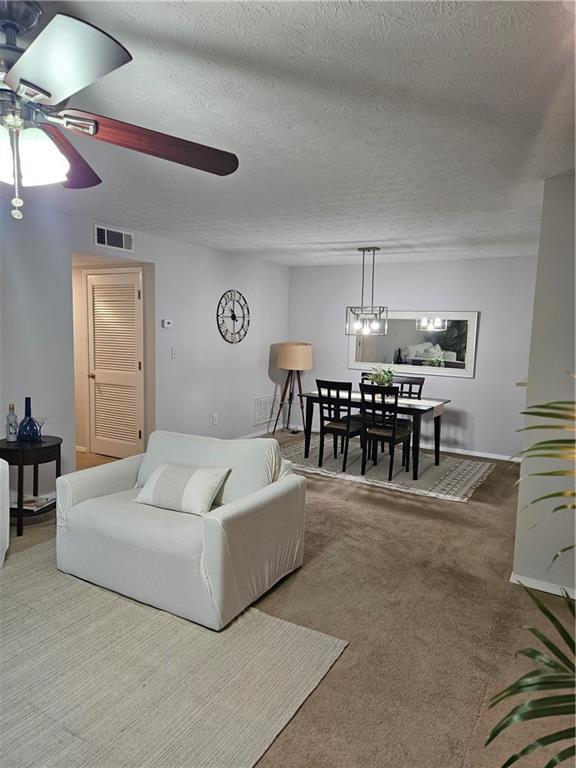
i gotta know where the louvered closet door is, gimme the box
[87,271,144,458]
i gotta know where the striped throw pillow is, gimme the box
[133,462,229,516]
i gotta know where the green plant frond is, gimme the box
[499,727,576,768]
[521,425,576,432]
[521,491,576,511]
[523,588,576,657]
[528,470,576,478]
[521,411,576,421]
[490,678,574,708]
[515,648,571,672]
[526,504,576,530]
[527,627,575,672]
[562,591,575,619]
[522,440,576,449]
[550,545,576,568]
[486,702,575,745]
[521,453,576,460]
[543,744,576,768]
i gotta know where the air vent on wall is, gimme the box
[94,224,134,253]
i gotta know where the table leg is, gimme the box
[412,413,422,481]
[17,464,24,537]
[33,464,39,496]
[434,415,441,466]
[304,397,314,458]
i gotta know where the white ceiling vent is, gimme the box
[94,224,134,253]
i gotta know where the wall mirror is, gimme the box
[348,311,479,378]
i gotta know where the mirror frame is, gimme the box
[347,310,479,378]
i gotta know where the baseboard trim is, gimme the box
[418,442,520,463]
[509,572,575,599]
[237,427,273,439]
[239,428,518,462]
[75,445,87,453]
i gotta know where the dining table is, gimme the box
[302,391,451,481]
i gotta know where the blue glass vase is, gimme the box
[17,397,40,442]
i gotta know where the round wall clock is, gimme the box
[216,289,250,344]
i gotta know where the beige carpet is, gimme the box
[0,542,346,768]
[281,434,494,502]
[5,447,570,768]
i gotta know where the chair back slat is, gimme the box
[316,379,353,423]
[392,375,425,399]
[359,383,399,434]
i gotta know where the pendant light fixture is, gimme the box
[345,246,388,335]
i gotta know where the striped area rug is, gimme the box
[1,541,347,768]
[281,435,495,502]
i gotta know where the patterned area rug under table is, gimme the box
[281,435,495,502]
[0,541,347,768]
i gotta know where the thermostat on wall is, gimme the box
[161,319,173,328]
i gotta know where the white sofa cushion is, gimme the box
[58,488,223,627]
[134,462,229,515]
[137,432,282,505]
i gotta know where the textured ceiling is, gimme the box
[5,1,575,265]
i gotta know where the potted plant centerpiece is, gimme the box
[367,365,394,386]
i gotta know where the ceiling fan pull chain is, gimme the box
[9,128,24,219]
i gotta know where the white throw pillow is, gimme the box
[133,462,229,516]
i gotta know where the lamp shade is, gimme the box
[277,342,313,371]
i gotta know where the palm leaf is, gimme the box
[523,589,575,655]
[543,744,576,768]
[550,545,576,567]
[500,729,576,768]
[515,648,571,673]
[526,627,575,672]
[487,701,575,745]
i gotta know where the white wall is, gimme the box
[0,205,290,487]
[512,172,575,596]
[288,256,537,457]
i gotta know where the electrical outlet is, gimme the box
[170,346,177,359]
[212,414,218,426]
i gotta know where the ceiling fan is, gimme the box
[0,1,239,219]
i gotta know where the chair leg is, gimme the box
[340,435,345,454]
[342,436,350,473]
[333,434,338,459]
[401,442,406,467]
[388,443,395,481]
[361,439,368,475]
[318,433,325,467]
[373,440,378,465]
[405,436,410,472]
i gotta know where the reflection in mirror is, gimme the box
[348,311,479,378]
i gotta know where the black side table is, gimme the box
[0,436,62,536]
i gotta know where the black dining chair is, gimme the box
[359,383,412,480]
[316,380,362,472]
[392,375,425,399]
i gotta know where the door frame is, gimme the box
[72,261,156,457]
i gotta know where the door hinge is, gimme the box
[138,361,142,371]
[138,429,142,439]
[137,289,141,299]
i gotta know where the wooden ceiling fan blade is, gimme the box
[59,109,239,177]
[4,14,132,106]
[41,124,102,189]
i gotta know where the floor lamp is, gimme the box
[272,342,313,434]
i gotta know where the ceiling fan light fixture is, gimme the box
[0,125,69,186]
[0,124,70,217]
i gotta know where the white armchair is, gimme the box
[56,432,306,630]
[0,459,9,567]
